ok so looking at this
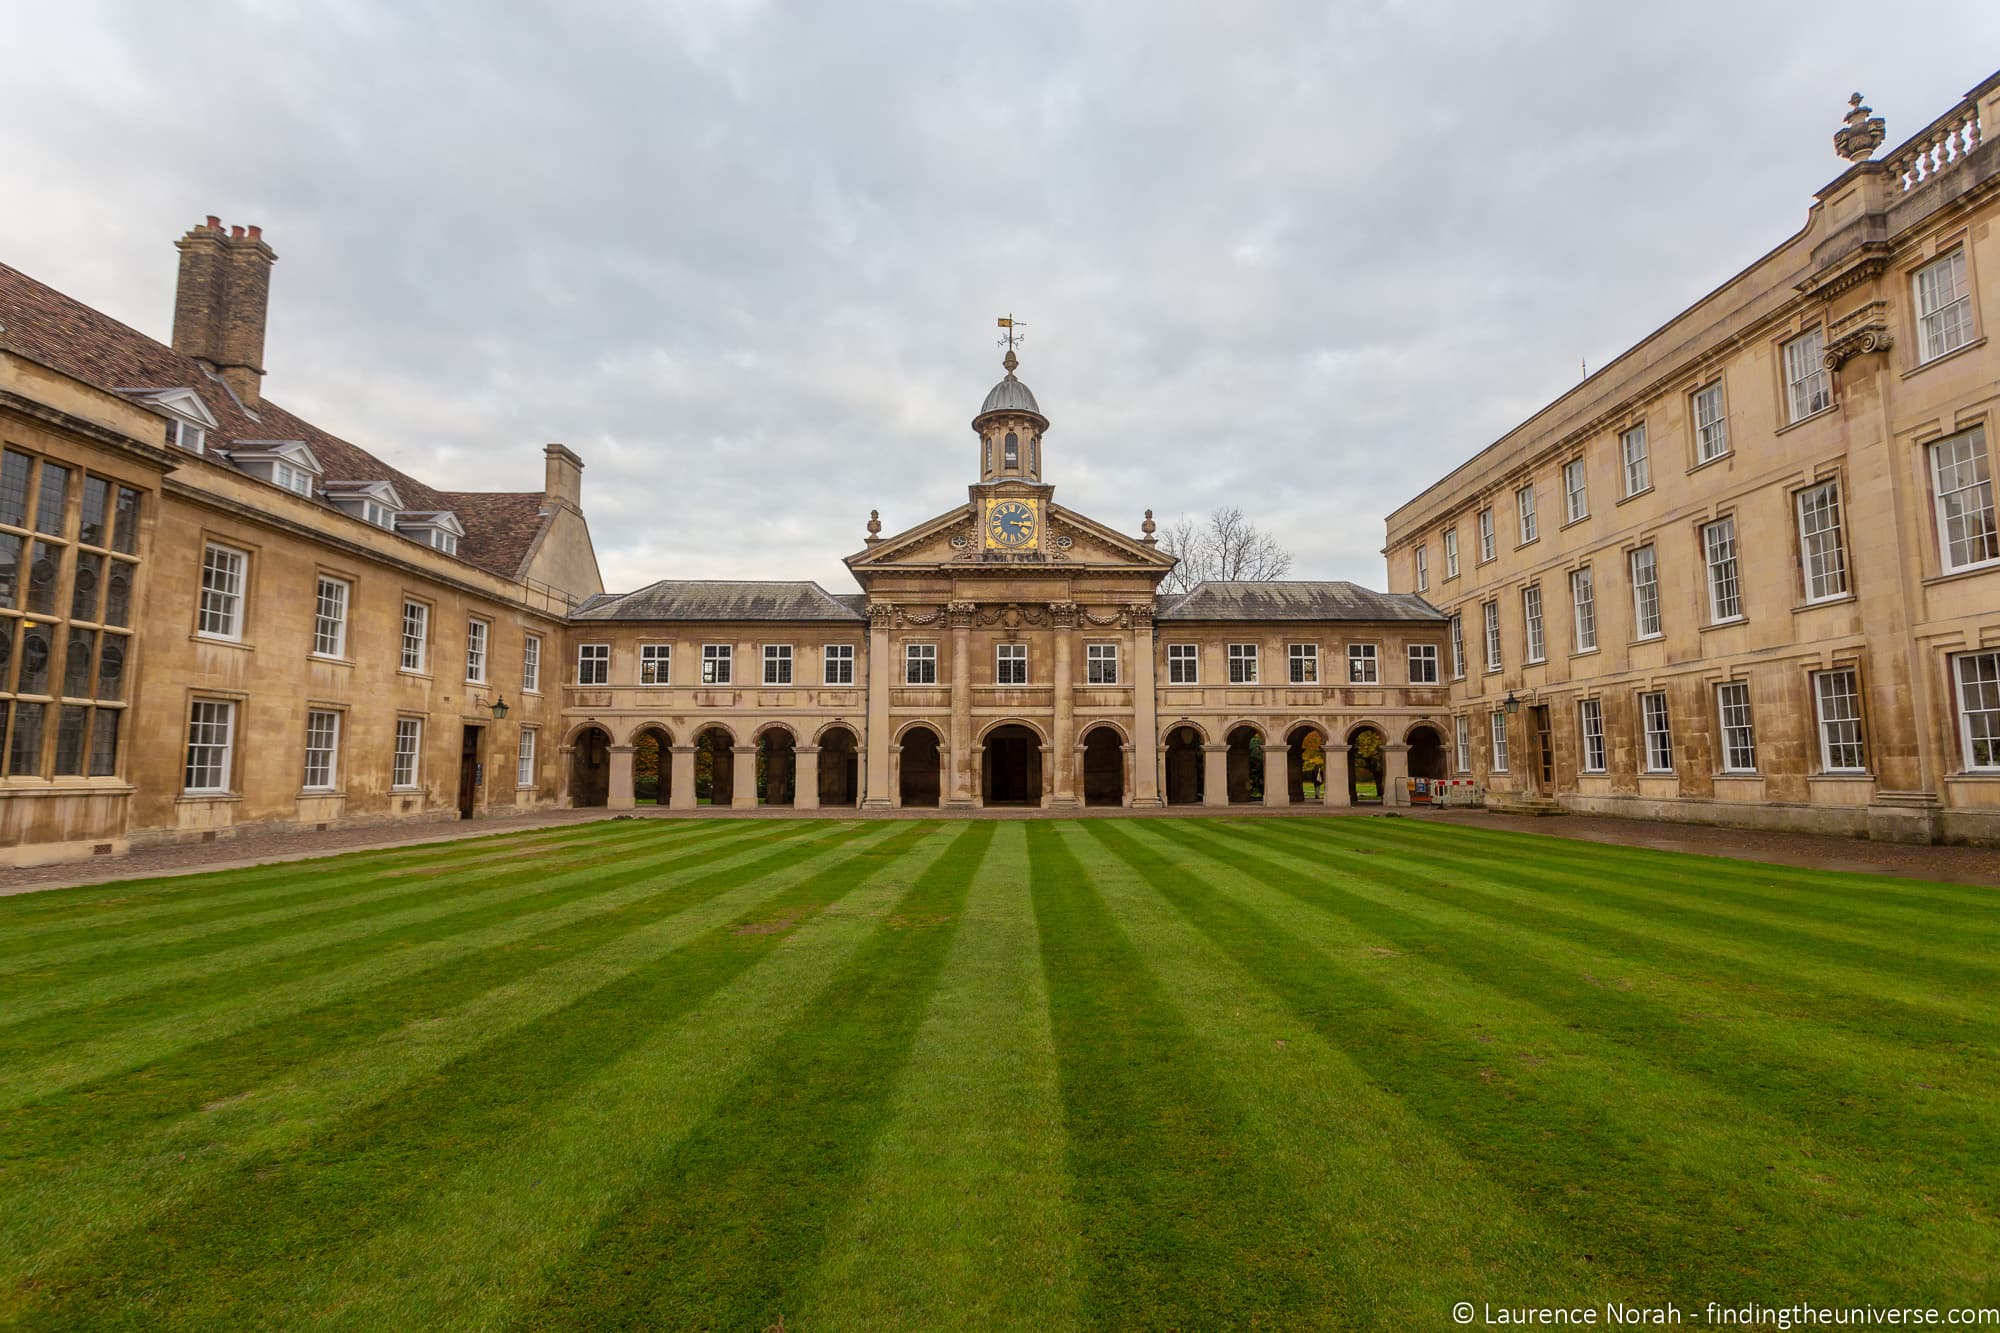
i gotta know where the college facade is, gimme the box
[4,71,1997,865]
[1384,72,2000,845]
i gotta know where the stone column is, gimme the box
[1041,744,1055,807]
[947,601,977,807]
[1049,601,1078,807]
[795,744,821,810]
[863,604,895,807]
[731,744,759,809]
[607,744,636,811]
[1262,739,1290,807]
[669,744,698,811]
[1383,741,1410,807]
[1202,742,1230,807]
[887,742,903,809]
[1121,742,1135,807]
[1129,604,1162,806]
[1323,743,1351,807]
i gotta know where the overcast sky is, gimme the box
[4,2,1996,594]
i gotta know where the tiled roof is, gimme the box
[1157,581,1446,622]
[0,261,548,580]
[572,580,867,622]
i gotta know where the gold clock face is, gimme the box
[984,498,1040,550]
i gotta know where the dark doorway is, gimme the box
[1348,726,1386,804]
[694,728,734,806]
[1081,727,1124,806]
[1408,725,1448,781]
[1531,705,1554,795]
[1164,727,1204,804]
[818,727,859,807]
[1226,726,1263,804]
[458,725,484,819]
[759,729,796,806]
[569,727,610,808]
[900,727,941,807]
[1287,725,1327,802]
[982,724,1042,806]
[634,727,670,805]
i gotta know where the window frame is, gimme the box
[391,716,423,790]
[1914,247,1974,365]
[1166,642,1199,685]
[1692,381,1729,464]
[995,641,1029,686]
[1086,641,1119,685]
[1783,326,1833,423]
[1443,528,1460,579]
[639,643,672,685]
[700,643,732,685]
[1619,422,1651,498]
[1929,427,1998,574]
[1345,642,1377,684]
[1516,484,1538,544]
[1453,715,1471,773]
[905,641,938,685]
[399,600,430,675]
[1408,643,1439,685]
[1953,651,2000,773]
[522,634,542,693]
[823,642,855,686]
[311,575,350,659]
[516,727,538,788]
[1449,614,1465,681]
[1639,691,1674,774]
[1813,667,1867,774]
[762,643,794,686]
[1414,543,1429,592]
[1227,642,1259,685]
[196,542,248,641]
[1288,642,1320,685]
[182,698,237,794]
[1489,710,1509,773]
[1630,545,1661,639]
[1563,458,1589,523]
[1716,680,1757,774]
[1482,600,1501,673]
[1522,584,1545,664]
[577,641,611,687]
[1570,566,1597,652]
[1796,480,1849,603]
[465,617,490,685]
[1702,516,1743,623]
[1578,698,1606,773]
[1477,507,1496,563]
[303,707,342,792]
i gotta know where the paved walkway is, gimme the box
[6,801,1996,896]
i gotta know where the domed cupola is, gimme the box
[973,341,1050,484]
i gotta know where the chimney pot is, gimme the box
[205,215,221,229]
[247,225,262,241]
[230,225,245,239]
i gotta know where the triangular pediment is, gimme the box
[845,495,1175,576]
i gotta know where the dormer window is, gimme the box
[394,510,465,557]
[119,387,218,456]
[324,480,406,531]
[229,441,322,499]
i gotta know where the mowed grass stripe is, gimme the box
[1026,820,1339,1328]
[0,818,848,1113]
[1074,821,1605,1324]
[801,823,1083,1332]
[272,822,967,1332]
[0,818,678,951]
[1252,817,2000,1038]
[1139,820,1997,1301]
[0,822,902,1287]
[520,823,999,1331]
[0,821,767,1025]
[1319,816,2000,950]
[6,821,947,1327]
[1306,819,2000,979]
[0,820,755,986]
[1228,820,2000,1152]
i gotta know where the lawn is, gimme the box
[1,816,1995,1328]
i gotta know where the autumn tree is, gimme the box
[1159,506,1295,594]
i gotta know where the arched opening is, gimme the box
[1081,726,1124,806]
[633,726,671,805]
[1164,726,1204,805]
[1287,725,1327,803]
[1348,725,1387,805]
[982,724,1043,807]
[694,727,734,806]
[818,726,860,807]
[569,726,611,808]
[899,726,942,808]
[1408,724,1448,781]
[759,728,796,806]
[1226,725,1264,804]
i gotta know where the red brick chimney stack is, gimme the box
[171,216,278,407]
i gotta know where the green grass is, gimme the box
[1,816,1995,1328]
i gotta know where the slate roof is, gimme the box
[0,261,551,580]
[1156,581,1446,622]
[573,580,867,622]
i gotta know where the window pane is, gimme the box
[1957,653,2000,769]
[34,462,70,536]
[17,622,52,694]
[8,701,46,775]
[26,541,61,616]
[96,632,127,701]
[78,476,110,547]
[0,451,30,527]
[62,628,95,698]
[111,486,142,554]
[1798,482,1848,601]
[0,532,20,610]
[89,707,120,776]
[54,704,89,776]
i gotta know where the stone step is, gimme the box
[1488,793,1567,817]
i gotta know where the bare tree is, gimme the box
[1159,506,1294,593]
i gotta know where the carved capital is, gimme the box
[867,602,898,630]
[1127,602,1155,629]
[1048,600,1078,629]
[947,601,978,629]
[1822,323,1894,370]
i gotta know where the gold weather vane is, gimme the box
[997,314,1026,370]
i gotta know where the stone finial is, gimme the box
[1002,347,1019,375]
[1141,508,1157,544]
[1834,92,1886,162]
[865,508,882,544]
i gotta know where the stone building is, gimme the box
[1,219,603,866]
[559,348,1454,812]
[1383,73,2000,845]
